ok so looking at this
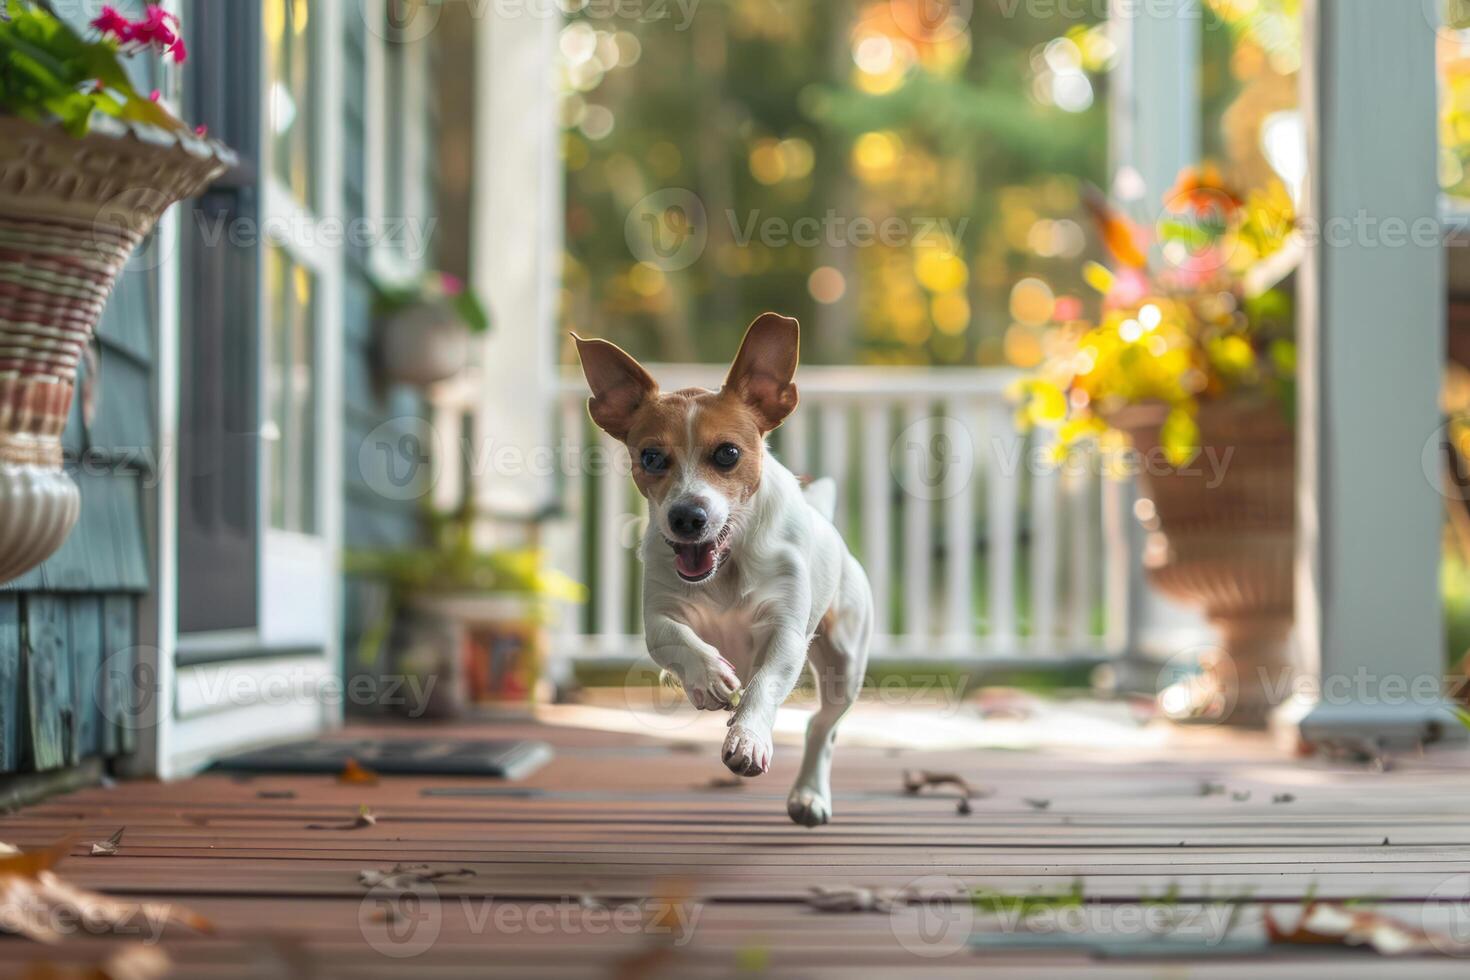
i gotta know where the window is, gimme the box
[256,0,341,646]
[263,248,317,534]
[265,0,317,208]
[367,0,431,273]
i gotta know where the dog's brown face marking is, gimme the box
[625,389,766,508]
[575,313,799,581]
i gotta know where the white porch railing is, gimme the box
[519,365,1135,666]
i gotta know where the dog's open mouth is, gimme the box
[668,524,732,584]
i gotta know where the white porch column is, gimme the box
[1107,0,1212,663]
[1109,0,1199,213]
[471,7,562,519]
[1288,0,1461,746]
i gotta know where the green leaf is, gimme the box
[1160,407,1200,468]
[453,289,492,335]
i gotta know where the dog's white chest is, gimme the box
[680,600,762,679]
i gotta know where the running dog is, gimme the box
[574,313,873,826]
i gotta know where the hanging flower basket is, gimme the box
[0,1,231,583]
[377,302,473,387]
[374,272,491,388]
[0,115,230,582]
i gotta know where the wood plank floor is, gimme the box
[5,703,1470,977]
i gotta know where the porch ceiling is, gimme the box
[1,706,1469,975]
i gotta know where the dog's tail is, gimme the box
[802,477,838,523]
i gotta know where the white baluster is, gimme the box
[819,401,849,525]
[901,403,933,649]
[985,404,1021,651]
[1029,428,1060,648]
[1101,462,1136,656]
[555,397,588,643]
[943,403,979,652]
[1066,450,1094,644]
[861,402,892,639]
[431,400,464,513]
[596,431,628,655]
[781,408,811,477]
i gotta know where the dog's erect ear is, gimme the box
[573,334,658,440]
[724,313,799,432]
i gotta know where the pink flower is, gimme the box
[149,89,161,102]
[92,5,187,65]
[1052,295,1083,322]
[193,124,209,137]
[439,273,465,295]
[1105,267,1150,311]
[90,6,132,40]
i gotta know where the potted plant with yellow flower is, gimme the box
[1018,168,1299,726]
[0,1,230,582]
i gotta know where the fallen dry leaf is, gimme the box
[359,864,475,889]
[1267,902,1470,956]
[307,805,376,831]
[0,839,211,944]
[1023,799,1051,811]
[903,770,985,815]
[89,829,124,858]
[808,877,970,914]
[808,884,908,913]
[256,790,296,800]
[337,758,380,786]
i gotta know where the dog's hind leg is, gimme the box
[788,557,872,827]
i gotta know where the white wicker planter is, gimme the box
[0,115,229,584]
[0,462,81,583]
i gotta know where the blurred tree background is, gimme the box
[558,0,1111,367]
[557,0,1318,369]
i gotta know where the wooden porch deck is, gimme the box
[4,702,1470,977]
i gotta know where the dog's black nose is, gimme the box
[668,503,708,538]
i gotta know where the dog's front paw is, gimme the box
[722,723,772,777]
[677,654,741,711]
[787,786,831,827]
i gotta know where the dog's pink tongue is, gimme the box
[675,543,716,579]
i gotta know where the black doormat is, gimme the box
[211,737,553,779]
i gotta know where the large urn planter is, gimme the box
[1112,399,1295,728]
[0,116,230,584]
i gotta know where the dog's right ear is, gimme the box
[573,334,658,441]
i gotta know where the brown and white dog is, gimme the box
[574,313,873,826]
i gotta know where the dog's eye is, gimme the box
[712,443,741,468]
[640,448,669,474]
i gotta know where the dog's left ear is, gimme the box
[724,313,799,432]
